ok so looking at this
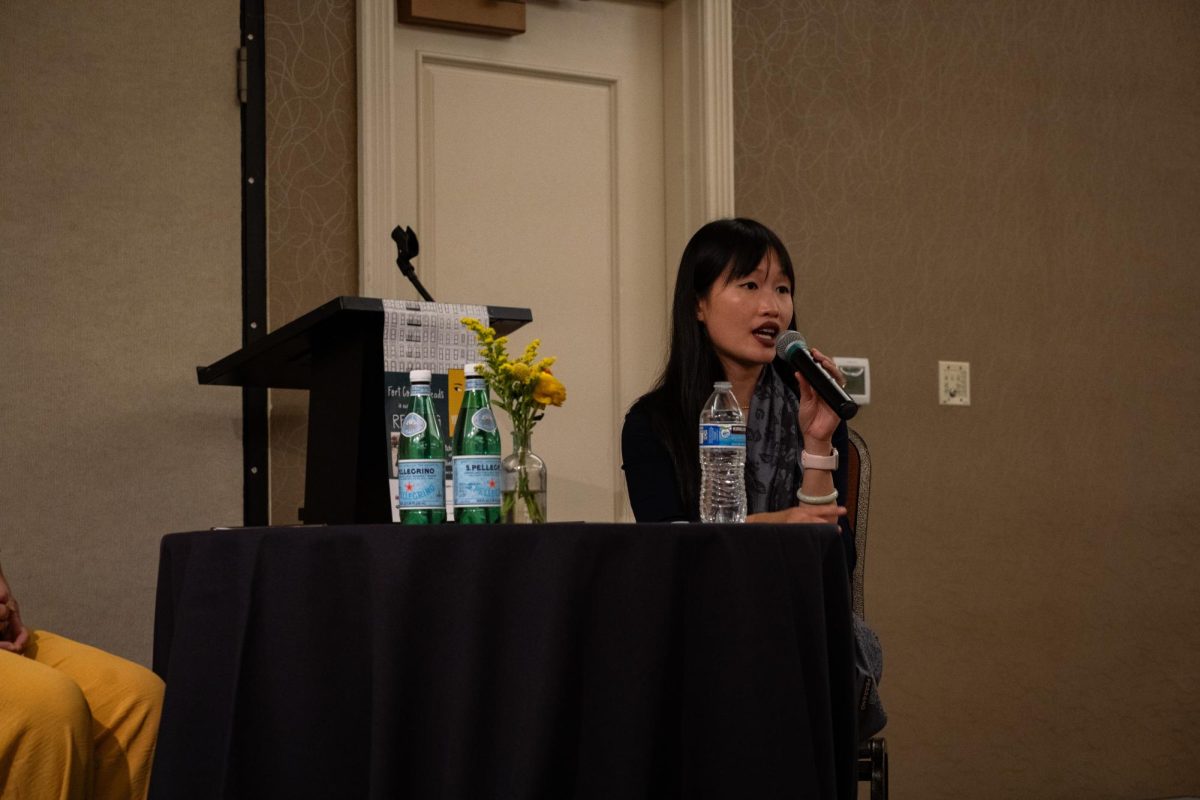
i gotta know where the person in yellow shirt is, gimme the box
[0,560,163,799]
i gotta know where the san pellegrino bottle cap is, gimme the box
[464,363,482,377]
[714,381,732,390]
[410,369,432,383]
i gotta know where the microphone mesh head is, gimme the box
[775,330,807,359]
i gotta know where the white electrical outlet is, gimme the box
[939,361,970,406]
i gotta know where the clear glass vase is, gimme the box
[501,431,547,523]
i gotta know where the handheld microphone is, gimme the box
[775,330,859,420]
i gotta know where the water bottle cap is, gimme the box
[464,363,482,377]
[410,369,432,383]
[713,381,732,390]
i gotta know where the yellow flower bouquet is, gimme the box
[462,318,566,523]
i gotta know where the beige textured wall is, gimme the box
[733,1,1200,798]
[265,0,359,524]
[0,2,242,664]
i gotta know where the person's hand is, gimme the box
[0,572,29,654]
[794,346,846,447]
[748,504,847,525]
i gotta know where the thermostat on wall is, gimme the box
[832,357,870,406]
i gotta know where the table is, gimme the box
[151,524,857,799]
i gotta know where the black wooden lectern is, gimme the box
[198,297,530,524]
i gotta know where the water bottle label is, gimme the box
[465,377,487,391]
[471,407,497,433]
[699,423,746,448]
[400,412,427,438]
[396,459,445,510]
[410,383,431,397]
[452,456,501,507]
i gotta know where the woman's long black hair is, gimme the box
[634,218,797,516]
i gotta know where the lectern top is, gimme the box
[197,296,532,390]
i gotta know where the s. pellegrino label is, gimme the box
[452,455,501,508]
[396,458,445,510]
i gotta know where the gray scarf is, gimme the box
[745,365,803,515]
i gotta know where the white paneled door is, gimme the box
[363,2,672,522]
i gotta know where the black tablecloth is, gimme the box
[151,524,856,799]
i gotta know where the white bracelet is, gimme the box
[797,489,839,505]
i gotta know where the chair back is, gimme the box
[845,428,871,619]
[846,428,889,800]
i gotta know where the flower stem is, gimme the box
[511,428,544,524]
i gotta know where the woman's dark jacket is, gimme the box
[621,368,856,574]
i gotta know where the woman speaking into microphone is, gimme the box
[621,217,855,570]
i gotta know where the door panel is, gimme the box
[377,3,667,521]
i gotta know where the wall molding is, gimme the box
[699,0,735,220]
[358,0,395,296]
[662,0,735,314]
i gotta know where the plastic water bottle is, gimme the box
[396,369,447,524]
[452,363,502,524]
[699,381,747,523]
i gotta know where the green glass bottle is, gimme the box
[396,369,446,524]
[452,363,502,524]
